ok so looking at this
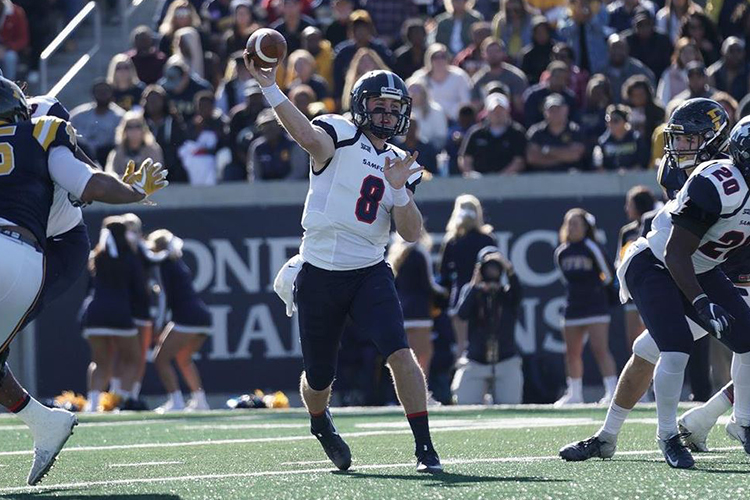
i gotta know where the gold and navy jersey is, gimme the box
[0,116,77,246]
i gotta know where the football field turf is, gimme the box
[0,405,747,499]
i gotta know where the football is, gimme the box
[245,28,288,69]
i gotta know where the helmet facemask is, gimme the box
[352,86,412,140]
[664,121,728,170]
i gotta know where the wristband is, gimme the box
[392,186,410,207]
[692,293,708,307]
[261,83,286,108]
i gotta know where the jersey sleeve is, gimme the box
[671,175,722,239]
[47,146,95,199]
[32,116,77,153]
[311,114,359,148]
[584,239,614,285]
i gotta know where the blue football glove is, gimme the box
[693,294,734,339]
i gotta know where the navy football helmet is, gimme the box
[728,116,750,178]
[664,98,729,170]
[350,70,411,140]
[0,77,29,124]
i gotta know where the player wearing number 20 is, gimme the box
[617,112,750,469]
[246,55,441,472]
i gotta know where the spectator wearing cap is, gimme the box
[459,93,526,175]
[410,44,473,122]
[520,16,554,85]
[593,104,648,171]
[325,0,353,49]
[523,61,578,128]
[216,52,254,115]
[526,94,586,172]
[453,22,493,77]
[393,119,439,174]
[332,10,393,104]
[227,81,267,177]
[491,0,539,64]
[270,0,317,55]
[667,60,716,110]
[708,37,748,102]
[221,0,260,61]
[394,19,428,81]
[604,34,655,104]
[557,0,612,75]
[248,109,308,181]
[0,0,28,81]
[69,80,126,165]
[624,9,673,80]
[656,37,703,107]
[125,26,167,85]
[431,0,485,56]
[445,105,478,175]
[301,27,334,89]
[141,84,189,183]
[361,0,417,49]
[470,38,528,116]
[408,80,449,151]
[158,57,212,121]
[607,0,656,33]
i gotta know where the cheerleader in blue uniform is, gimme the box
[149,229,212,412]
[82,217,149,412]
[554,208,618,407]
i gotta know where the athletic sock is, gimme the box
[191,389,208,405]
[731,353,750,426]
[310,409,332,432]
[567,377,583,399]
[654,352,689,440]
[598,402,631,438]
[169,390,185,408]
[697,383,733,424]
[407,411,434,455]
[110,378,121,395]
[603,376,618,397]
[87,391,101,412]
[131,382,141,400]
[12,394,50,429]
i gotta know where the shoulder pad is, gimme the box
[31,116,77,152]
[311,114,359,147]
[28,95,70,121]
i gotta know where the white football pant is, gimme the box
[0,234,43,352]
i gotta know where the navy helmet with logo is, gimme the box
[350,70,411,140]
[728,115,750,179]
[0,77,29,124]
[664,98,729,170]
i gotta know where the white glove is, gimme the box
[273,254,305,317]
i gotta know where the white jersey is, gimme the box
[29,95,84,238]
[299,115,422,271]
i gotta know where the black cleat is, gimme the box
[118,398,149,411]
[658,434,695,469]
[311,411,351,471]
[416,448,443,473]
[559,434,616,461]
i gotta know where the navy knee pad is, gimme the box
[305,366,335,392]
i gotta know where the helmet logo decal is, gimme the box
[707,107,723,132]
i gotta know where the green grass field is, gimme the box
[0,405,747,499]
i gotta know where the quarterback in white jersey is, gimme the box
[247,57,441,473]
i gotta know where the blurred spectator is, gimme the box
[459,93,526,175]
[105,110,165,177]
[656,0,702,43]
[738,93,750,121]
[593,104,647,171]
[410,44,473,122]
[680,12,721,65]
[158,57,212,121]
[142,84,190,183]
[221,0,259,59]
[608,0,656,33]
[225,83,266,180]
[539,43,589,107]
[393,118,439,175]
[333,10,393,104]
[624,9,674,80]
[708,36,748,102]
[341,48,391,111]
[394,19,428,80]
[471,38,528,115]
[605,34,655,105]
[248,109,308,180]
[622,74,665,158]
[70,80,126,166]
[178,91,229,185]
[557,0,612,75]
[520,16,554,85]
[158,1,204,58]
[526,0,568,25]
[173,27,206,78]
[667,61,716,110]
[728,4,750,52]
[524,61,578,128]
[452,247,523,404]
[288,84,317,119]
[707,0,746,38]
[261,0,316,24]
[579,75,612,156]
[526,94,586,172]
[325,0,353,49]
[453,22,493,77]
[657,37,702,106]
[285,50,331,105]
[126,26,168,85]
[432,0,485,56]
[14,0,51,81]
[216,52,254,115]
[712,91,739,128]
[201,0,233,36]
[408,80,449,150]
[301,26,334,89]
[0,0,29,81]
[270,0,317,55]
[491,0,538,64]
[361,0,417,48]
[445,105,478,175]
[107,55,146,112]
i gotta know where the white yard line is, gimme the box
[178,423,310,430]
[109,461,183,468]
[0,446,743,495]
[281,459,356,465]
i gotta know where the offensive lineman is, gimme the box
[0,77,168,485]
[246,57,442,471]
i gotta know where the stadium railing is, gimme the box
[40,1,102,97]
